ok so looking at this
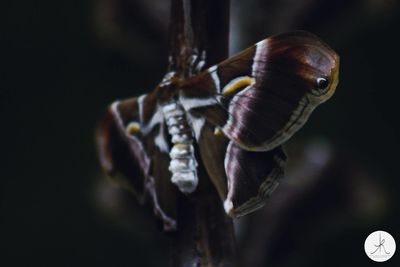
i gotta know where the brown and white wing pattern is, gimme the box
[180,31,340,152]
[95,31,340,221]
[223,142,286,217]
[179,31,339,217]
[96,92,177,230]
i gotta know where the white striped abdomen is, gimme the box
[162,101,198,194]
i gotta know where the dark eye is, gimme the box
[317,77,329,90]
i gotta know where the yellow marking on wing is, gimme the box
[222,76,255,96]
[214,127,223,136]
[126,122,141,135]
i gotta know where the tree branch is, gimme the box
[167,0,236,266]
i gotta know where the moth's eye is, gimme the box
[317,77,329,90]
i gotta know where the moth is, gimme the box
[96,31,340,230]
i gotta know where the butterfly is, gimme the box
[96,31,340,230]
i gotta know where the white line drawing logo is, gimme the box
[365,230,396,262]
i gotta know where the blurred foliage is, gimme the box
[1,0,399,266]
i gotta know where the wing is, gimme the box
[95,91,177,230]
[223,141,286,217]
[179,31,338,217]
[179,31,339,152]
[182,109,287,217]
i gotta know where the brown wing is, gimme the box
[189,117,287,218]
[223,141,286,217]
[179,31,338,217]
[180,31,339,152]
[96,98,149,198]
[195,121,230,201]
[95,92,177,231]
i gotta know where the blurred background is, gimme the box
[1,0,400,266]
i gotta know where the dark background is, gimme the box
[1,0,400,266]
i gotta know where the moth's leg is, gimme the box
[188,49,206,76]
[167,55,174,73]
[160,71,177,86]
[195,50,206,73]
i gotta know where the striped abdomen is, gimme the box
[162,101,198,194]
